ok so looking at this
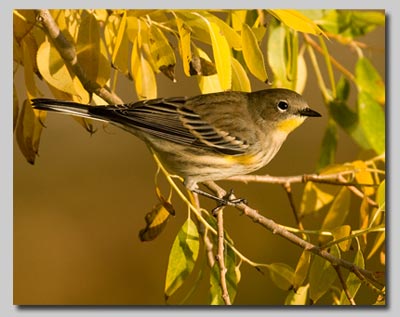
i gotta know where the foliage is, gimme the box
[13,9,385,305]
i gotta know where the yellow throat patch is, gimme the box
[276,116,306,134]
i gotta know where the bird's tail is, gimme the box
[31,98,97,120]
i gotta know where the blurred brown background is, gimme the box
[13,21,385,305]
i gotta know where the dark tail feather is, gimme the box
[31,98,96,120]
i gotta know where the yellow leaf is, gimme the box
[299,182,337,216]
[332,225,352,252]
[22,37,38,99]
[367,231,385,260]
[104,14,119,55]
[231,58,251,92]
[126,15,139,42]
[131,38,157,100]
[76,11,101,85]
[97,38,112,87]
[191,12,231,91]
[111,11,130,75]
[149,24,176,81]
[189,45,217,76]
[269,9,325,36]
[176,17,192,77]
[231,10,247,32]
[209,21,232,90]
[194,47,221,94]
[139,201,175,242]
[285,284,309,305]
[13,84,19,131]
[268,263,294,291]
[319,187,350,245]
[293,250,311,290]
[309,245,339,303]
[15,100,44,164]
[37,40,76,96]
[201,10,242,50]
[321,187,350,230]
[352,160,375,196]
[242,23,268,82]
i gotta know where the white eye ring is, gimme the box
[277,101,289,112]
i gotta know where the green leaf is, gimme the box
[328,99,371,150]
[268,9,324,35]
[209,245,239,304]
[267,24,302,90]
[164,218,200,298]
[300,182,338,216]
[242,23,268,83]
[285,284,309,305]
[309,245,340,303]
[231,57,251,92]
[336,76,350,101]
[339,249,365,304]
[268,263,295,291]
[358,91,385,155]
[319,10,384,39]
[317,120,338,171]
[295,51,307,94]
[356,57,385,105]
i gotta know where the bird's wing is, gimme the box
[89,96,250,155]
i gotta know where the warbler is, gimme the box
[31,88,321,197]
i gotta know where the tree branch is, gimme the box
[228,170,379,207]
[204,181,384,292]
[35,9,123,105]
[215,205,231,305]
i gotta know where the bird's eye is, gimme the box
[277,101,289,112]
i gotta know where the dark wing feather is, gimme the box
[89,95,250,155]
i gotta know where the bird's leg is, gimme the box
[191,188,247,216]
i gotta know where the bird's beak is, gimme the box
[299,107,321,117]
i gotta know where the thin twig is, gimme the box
[337,175,378,207]
[334,265,356,305]
[282,182,305,232]
[36,10,123,105]
[215,206,232,305]
[304,33,356,83]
